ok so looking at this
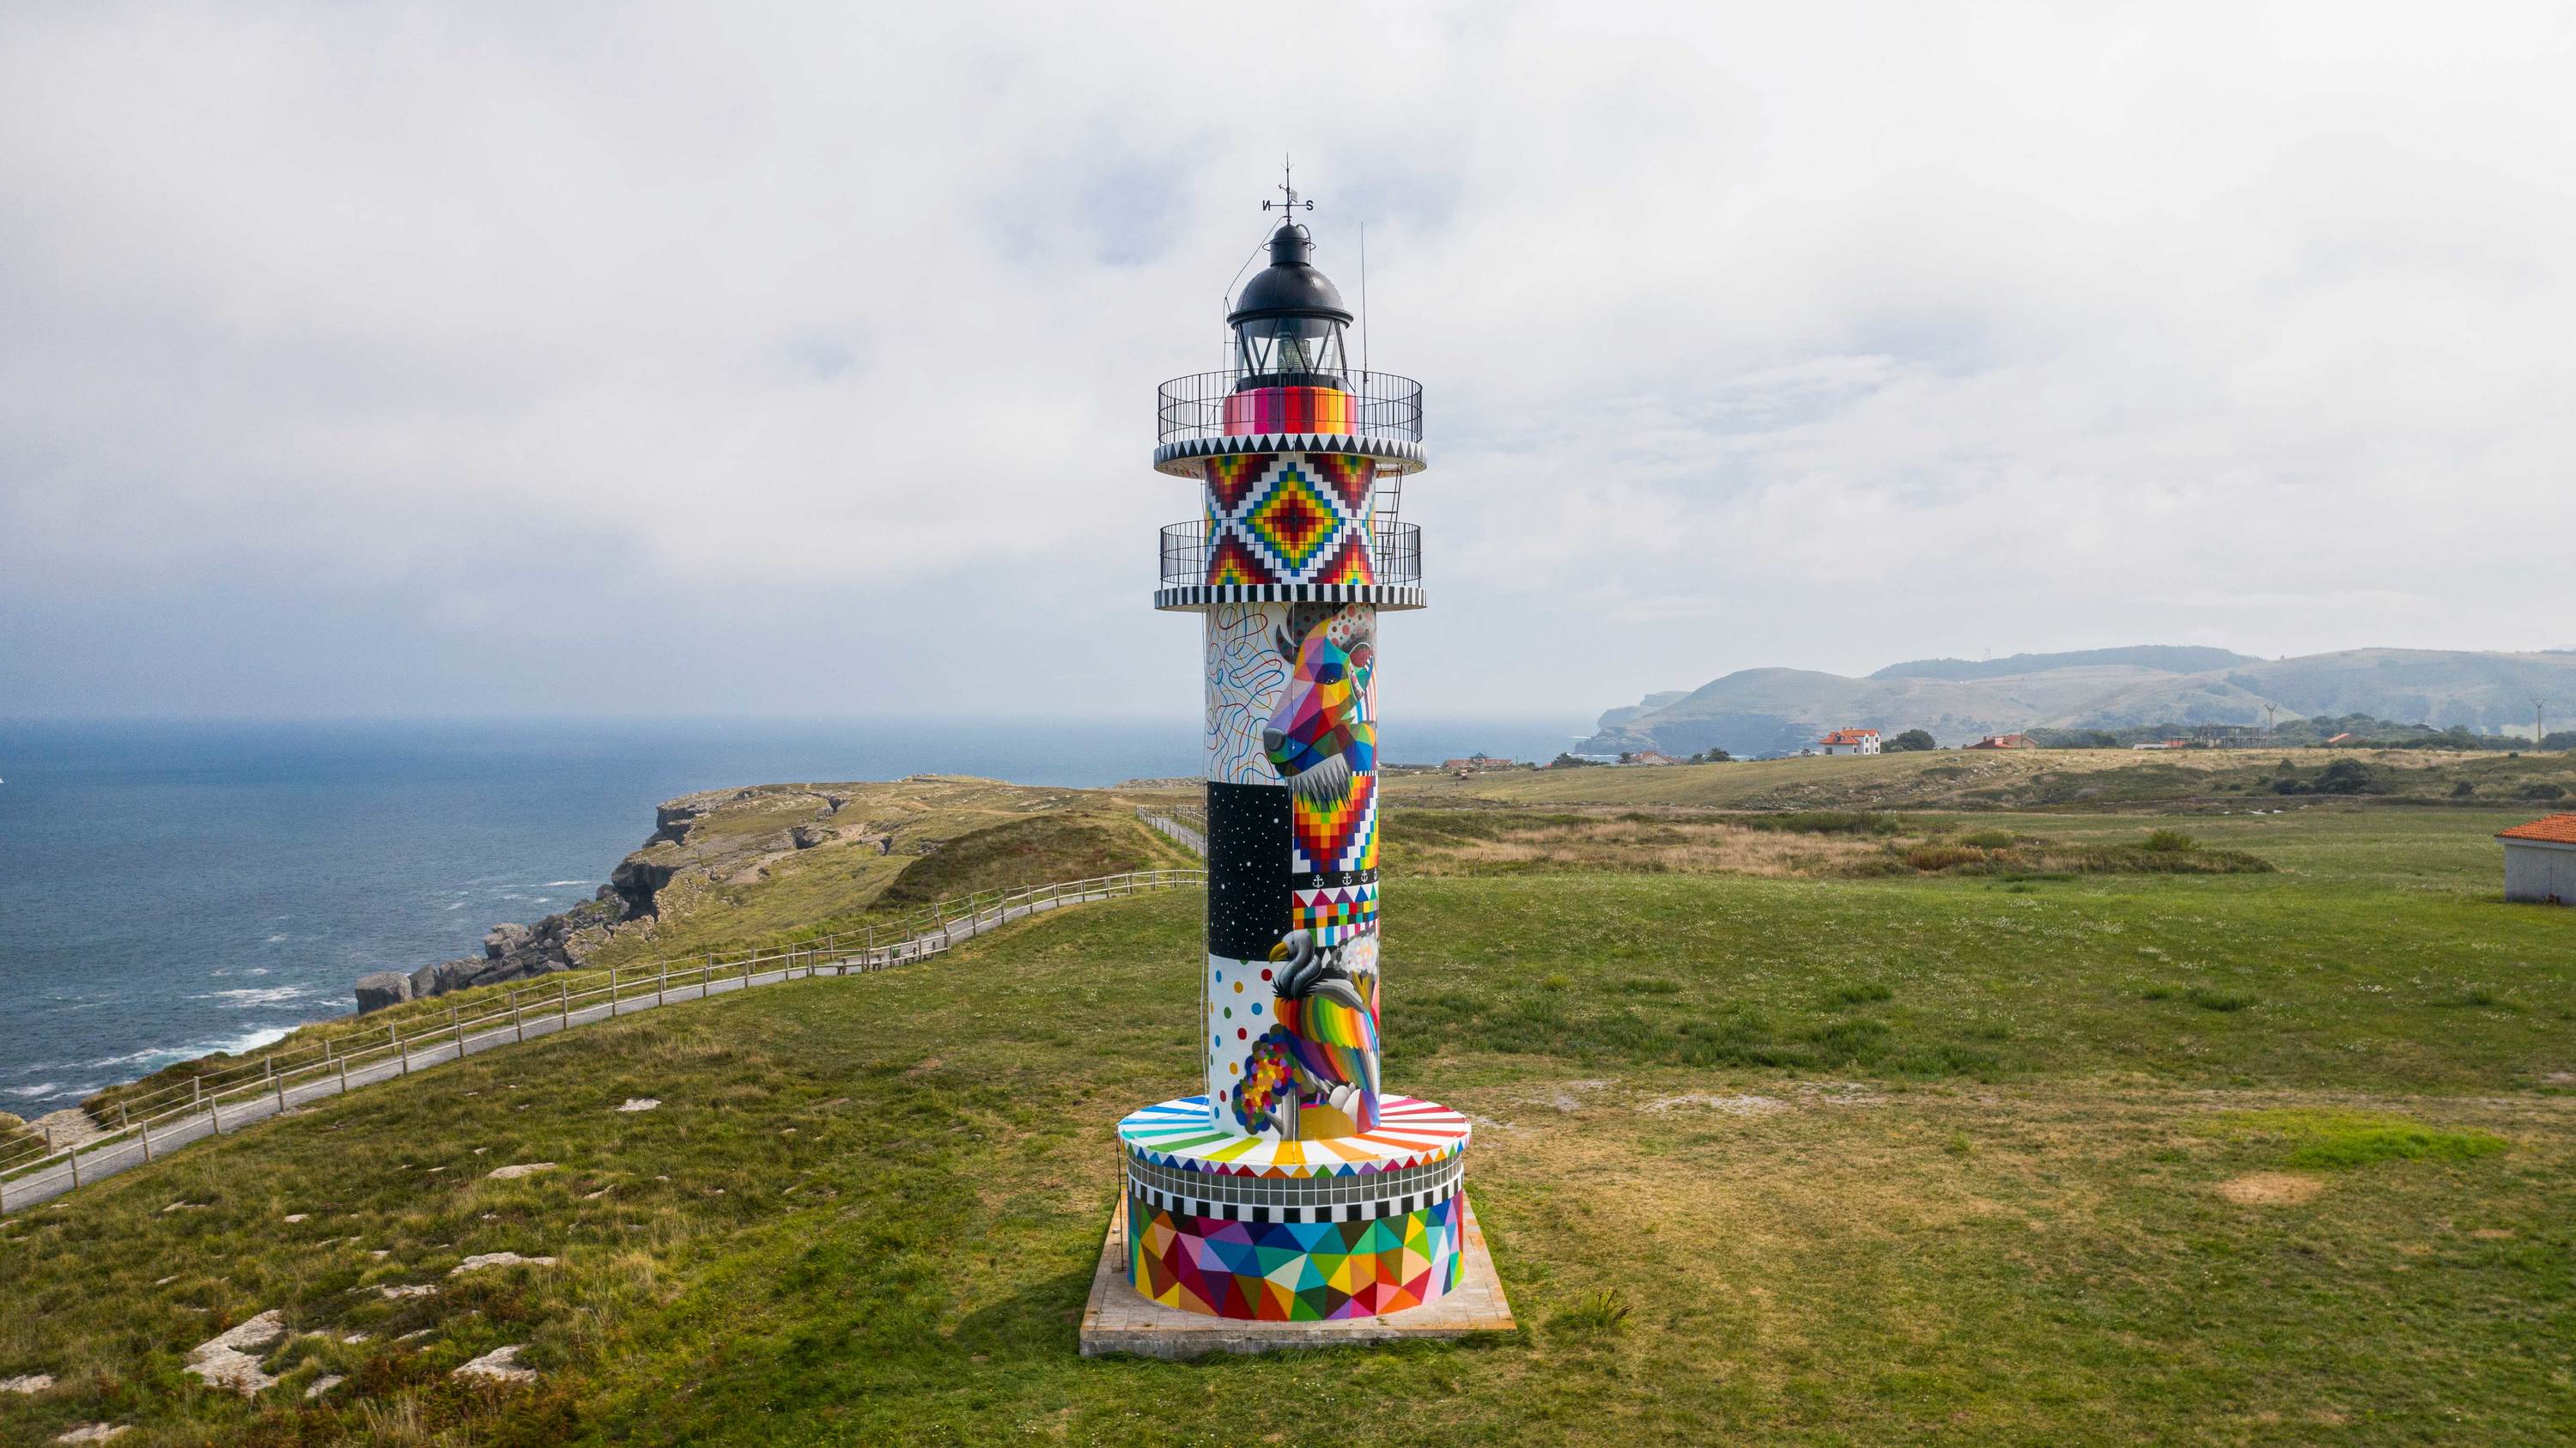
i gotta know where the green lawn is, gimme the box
[3,809,2571,1444]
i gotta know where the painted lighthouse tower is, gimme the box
[1115,183,1473,1322]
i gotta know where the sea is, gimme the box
[0,715,1586,1115]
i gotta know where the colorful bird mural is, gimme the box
[1230,928,1382,1137]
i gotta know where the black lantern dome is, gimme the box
[1228,221,1353,390]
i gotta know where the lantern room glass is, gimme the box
[1235,314,1349,387]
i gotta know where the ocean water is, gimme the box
[0,714,1584,1114]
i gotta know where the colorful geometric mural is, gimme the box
[1292,772,1377,876]
[1206,452,1272,514]
[1198,452,1375,589]
[1242,468,1340,573]
[1128,1193,1464,1321]
[1291,880,1377,942]
[1205,532,1276,587]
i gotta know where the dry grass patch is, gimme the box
[2216,1171,2324,1206]
[1390,812,1903,879]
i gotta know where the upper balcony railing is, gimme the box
[1157,371,1424,445]
[1158,519,1421,589]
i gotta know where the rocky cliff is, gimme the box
[351,784,888,1013]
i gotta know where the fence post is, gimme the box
[67,1140,78,1189]
[193,1077,203,1113]
[339,1049,350,1094]
[398,1031,410,1076]
[140,1116,153,1162]
[560,983,571,1030]
[274,1065,287,1114]
[117,1103,128,1131]
[610,964,619,1015]
[211,1095,224,1134]
[452,1005,465,1058]
[513,991,525,1043]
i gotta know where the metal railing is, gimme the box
[1157,518,1420,589]
[1157,370,1424,444]
[0,866,1206,1213]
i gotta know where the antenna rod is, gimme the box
[1360,222,1370,375]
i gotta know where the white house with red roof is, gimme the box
[2499,813,2576,904]
[1817,727,1880,756]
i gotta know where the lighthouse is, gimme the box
[1113,179,1473,1323]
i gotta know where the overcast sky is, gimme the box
[5,3,2573,724]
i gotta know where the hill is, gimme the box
[1584,646,2576,757]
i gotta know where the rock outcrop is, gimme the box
[352,971,413,1013]
[351,783,888,1013]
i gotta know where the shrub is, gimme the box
[1822,982,1894,1007]
[1905,845,1989,872]
[1886,729,1937,752]
[2140,830,2198,853]
[1744,810,1902,837]
[1806,1015,1894,1065]
[1550,1287,1634,1337]
[2451,781,2476,798]
[2519,782,2568,801]
[2316,758,2378,794]
[2186,986,2255,1013]
[1959,829,2018,849]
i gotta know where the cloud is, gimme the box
[3,2,2573,719]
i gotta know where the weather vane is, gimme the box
[1262,155,1313,217]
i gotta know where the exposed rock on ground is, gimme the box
[487,1161,556,1180]
[451,1252,558,1275]
[185,1310,285,1396]
[454,1344,536,1384]
[1,1374,55,1394]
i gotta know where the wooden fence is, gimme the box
[0,861,1204,1214]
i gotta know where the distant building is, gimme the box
[1817,728,1880,756]
[2499,813,2576,904]
[2129,738,2190,751]
[2190,724,2269,748]
[1967,733,2033,751]
[1626,751,1681,766]
[1441,754,1513,773]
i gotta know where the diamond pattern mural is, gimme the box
[1200,451,1375,587]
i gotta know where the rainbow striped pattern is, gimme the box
[1223,386,1355,436]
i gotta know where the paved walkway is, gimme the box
[1,880,1172,1214]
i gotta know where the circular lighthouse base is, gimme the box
[1115,1096,1472,1321]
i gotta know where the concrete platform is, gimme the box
[1078,1192,1515,1358]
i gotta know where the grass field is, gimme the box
[3,803,2571,1444]
[1388,746,2576,812]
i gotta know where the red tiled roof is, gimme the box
[2499,813,2576,844]
[1820,728,1878,745]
